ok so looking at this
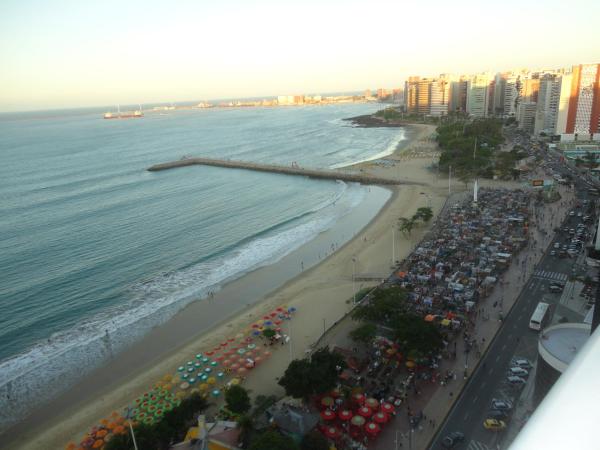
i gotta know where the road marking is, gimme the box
[502,344,507,351]
[495,355,501,362]
[472,395,478,404]
[464,412,470,421]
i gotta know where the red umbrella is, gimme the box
[251,324,260,328]
[276,307,285,312]
[351,415,366,427]
[205,351,214,356]
[380,403,395,415]
[322,426,341,440]
[220,341,228,347]
[365,422,381,435]
[270,312,278,317]
[373,412,389,424]
[320,409,336,421]
[227,337,235,342]
[338,410,353,421]
[321,396,334,408]
[353,393,365,404]
[357,406,373,418]
[263,316,270,320]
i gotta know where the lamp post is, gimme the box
[352,256,357,305]
[125,407,139,450]
[392,225,396,266]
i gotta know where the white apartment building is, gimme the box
[555,73,572,135]
[534,74,561,135]
[503,76,520,117]
[466,73,491,118]
[429,79,450,116]
[517,102,537,134]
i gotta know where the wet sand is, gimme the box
[4,124,445,450]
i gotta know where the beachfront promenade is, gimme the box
[147,157,415,185]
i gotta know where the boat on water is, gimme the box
[103,105,144,119]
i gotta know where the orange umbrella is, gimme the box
[96,429,108,438]
[113,425,126,435]
[424,314,435,322]
[65,443,77,450]
[92,440,104,449]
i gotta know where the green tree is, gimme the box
[263,328,276,339]
[349,323,377,345]
[249,430,299,450]
[278,359,314,399]
[237,414,255,448]
[414,207,433,223]
[398,217,415,236]
[301,430,330,450]
[391,313,443,357]
[351,286,408,323]
[225,385,251,415]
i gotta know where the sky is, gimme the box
[1,0,599,112]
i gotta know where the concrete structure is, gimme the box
[466,73,491,118]
[147,157,412,185]
[449,78,467,113]
[534,322,590,406]
[503,75,520,117]
[556,72,573,135]
[492,73,507,116]
[520,76,540,103]
[404,76,420,114]
[517,101,538,134]
[535,73,562,135]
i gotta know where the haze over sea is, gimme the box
[0,102,404,429]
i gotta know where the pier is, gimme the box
[147,157,413,185]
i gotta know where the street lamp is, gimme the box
[125,407,139,450]
[352,256,357,305]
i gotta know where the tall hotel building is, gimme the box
[564,63,600,139]
[466,73,491,118]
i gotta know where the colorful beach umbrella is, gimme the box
[365,398,379,409]
[357,406,373,418]
[353,393,366,404]
[373,412,389,424]
[323,426,341,440]
[380,403,395,414]
[320,409,336,421]
[351,415,366,427]
[365,422,381,435]
[338,410,353,421]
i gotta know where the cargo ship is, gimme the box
[103,105,144,119]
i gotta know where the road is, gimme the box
[429,141,597,450]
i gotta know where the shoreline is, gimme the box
[3,123,443,450]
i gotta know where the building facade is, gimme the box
[565,64,600,138]
[466,73,491,118]
[535,73,561,135]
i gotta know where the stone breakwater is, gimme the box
[147,157,420,186]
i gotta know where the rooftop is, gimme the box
[538,323,591,372]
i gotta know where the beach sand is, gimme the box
[6,124,447,450]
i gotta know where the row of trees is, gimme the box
[398,206,433,236]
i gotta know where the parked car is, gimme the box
[483,419,506,431]
[513,358,532,369]
[549,285,563,293]
[442,431,465,448]
[507,375,527,387]
[491,399,513,411]
[509,367,529,377]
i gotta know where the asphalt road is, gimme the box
[429,155,596,450]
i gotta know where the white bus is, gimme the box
[529,302,550,331]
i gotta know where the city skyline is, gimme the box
[1,0,600,112]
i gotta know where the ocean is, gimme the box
[0,103,404,430]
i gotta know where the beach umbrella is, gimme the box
[380,403,395,415]
[320,409,336,421]
[244,362,254,370]
[406,361,415,368]
[365,422,381,436]
[424,314,435,322]
[247,343,256,350]
[373,412,389,424]
[113,425,126,435]
[220,341,228,347]
[177,366,185,372]
[92,440,104,449]
[321,396,334,408]
[237,348,246,355]
[231,363,240,371]
[195,353,203,359]
[237,367,248,375]
[188,378,196,384]
[199,383,209,391]
[263,350,272,358]
[351,415,366,427]
[264,321,273,326]
[365,398,379,409]
[263,315,270,320]
[200,374,208,382]
[254,356,263,364]
[288,307,297,313]
[96,429,108,438]
[202,357,210,364]
[235,333,245,339]
[143,416,154,425]
[252,323,260,328]
[322,426,341,440]
[274,320,282,326]
[215,355,225,362]
[187,367,195,373]
[205,351,214,357]
[65,443,77,450]
[276,307,285,312]
[204,367,212,373]
[210,361,218,367]
[252,330,261,336]
[217,372,225,379]
[357,406,373,418]
[353,393,365,404]
[222,359,232,367]
[338,410,353,421]
[212,389,221,397]
[186,361,194,366]
[207,377,217,385]
[230,378,241,386]
[194,362,201,368]
[180,382,190,390]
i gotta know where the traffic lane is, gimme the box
[430,277,544,448]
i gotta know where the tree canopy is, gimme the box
[301,430,330,450]
[249,430,299,450]
[390,313,443,357]
[351,286,408,323]
[349,323,377,345]
[278,348,346,399]
[225,385,251,415]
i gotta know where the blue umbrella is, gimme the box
[177,366,185,372]
[195,353,203,360]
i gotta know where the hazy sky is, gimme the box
[1,0,599,111]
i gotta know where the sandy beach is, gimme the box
[5,123,448,450]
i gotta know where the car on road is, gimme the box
[487,409,510,420]
[507,375,527,387]
[513,358,532,369]
[554,242,560,249]
[569,211,575,217]
[549,284,563,293]
[491,399,513,411]
[441,431,465,448]
[509,367,529,377]
[483,419,506,431]
[551,250,557,256]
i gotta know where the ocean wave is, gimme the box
[329,128,406,169]
[0,182,365,432]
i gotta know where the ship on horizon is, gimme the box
[103,105,144,119]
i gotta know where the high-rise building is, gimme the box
[404,76,420,114]
[449,78,467,113]
[565,63,600,138]
[534,74,561,135]
[517,102,537,134]
[466,73,491,118]
[503,75,520,117]
[521,76,540,103]
[416,79,431,114]
[429,78,449,116]
[555,72,573,135]
[492,73,508,116]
